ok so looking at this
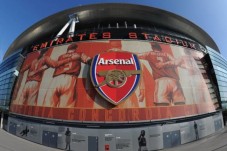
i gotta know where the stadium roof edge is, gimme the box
[4,3,219,59]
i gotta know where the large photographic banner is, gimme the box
[10,40,216,122]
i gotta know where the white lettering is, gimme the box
[98,58,134,65]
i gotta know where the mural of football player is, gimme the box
[17,49,68,106]
[43,43,91,107]
[137,43,185,106]
[176,49,212,103]
[138,130,147,151]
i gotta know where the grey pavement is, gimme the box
[163,126,227,151]
[0,129,60,151]
[1,127,227,151]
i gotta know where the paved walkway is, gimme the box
[163,126,227,151]
[0,129,60,151]
[0,127,227,151]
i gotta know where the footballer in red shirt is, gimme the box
[43,43,91,107]
[137,43,185,106]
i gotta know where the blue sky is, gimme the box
[0,0,226,61]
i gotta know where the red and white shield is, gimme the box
[90,51,141,105]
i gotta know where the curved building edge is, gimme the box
[4,3,219,59]
[0,3,226,151]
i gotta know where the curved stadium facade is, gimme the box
[0,3,227,151]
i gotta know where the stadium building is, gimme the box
[0,3,226,151]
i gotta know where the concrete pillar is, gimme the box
[0,111,3,129]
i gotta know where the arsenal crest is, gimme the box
[90,51,141,105]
